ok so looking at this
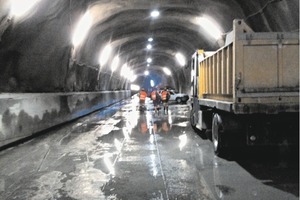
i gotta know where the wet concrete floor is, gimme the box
[0,98,298,200]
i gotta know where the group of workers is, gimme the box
[138,87,170,114]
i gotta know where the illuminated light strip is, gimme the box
[72,11,93,47]
[10,0,41,17]
[197,16,222,40]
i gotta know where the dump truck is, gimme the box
[190,19,299,156]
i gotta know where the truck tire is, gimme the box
[212,113,227,156]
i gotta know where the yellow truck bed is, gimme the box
[195,19,299,114]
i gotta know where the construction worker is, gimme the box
[161,87,170,114]
[150,88,161,114]
[138,88,147,111]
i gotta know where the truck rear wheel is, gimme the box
[212,113,227,156]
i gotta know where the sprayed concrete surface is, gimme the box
[0,97,298,199]
[0,91,130,148]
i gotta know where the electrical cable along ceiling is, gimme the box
[0,0,298,92]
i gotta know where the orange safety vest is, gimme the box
[151,91,157,100]
[161,90,169,101]
[139,91,147,101]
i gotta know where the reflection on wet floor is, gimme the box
[0,98,298,200]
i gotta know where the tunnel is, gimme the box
[0,0,299,148]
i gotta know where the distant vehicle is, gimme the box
[168,90,189,103]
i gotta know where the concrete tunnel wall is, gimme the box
[0,1,132,148]
[0,91,130,148]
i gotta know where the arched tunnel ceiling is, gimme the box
[0,0,298,92]
[80,0,241,68]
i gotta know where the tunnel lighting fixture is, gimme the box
[175,52,186,66]
[147,58,152,63]
[72,11,92,47]
[130,84,140,91]
[121,63,133,79]
[150,80,155,87]
[196,16,222,40]
[10,0,41,17]
[148,38,153,42]
[163,67,171,76]
[127,70,134,80]
[144,71,149,76]
[120,63,127,76]
[150,10,160,18]
[147,64,150,67]
[111,56,119,72]
[99,44,112,66]
[130,75,137,82]
[146,44,152,50]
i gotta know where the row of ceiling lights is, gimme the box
[144,10,156,76]
[71,10,166,83]
[1,1,139,83]
[144,10,186,78]
[141,9,224,90]
[70,8,222,83]
[6,1,223,85]
[70,10,139,82]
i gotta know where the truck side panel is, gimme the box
[199,44,234,102]
[282,45,299,87]
[197,19,299,114]
[238,38,299,91]
[243,45,279,89]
